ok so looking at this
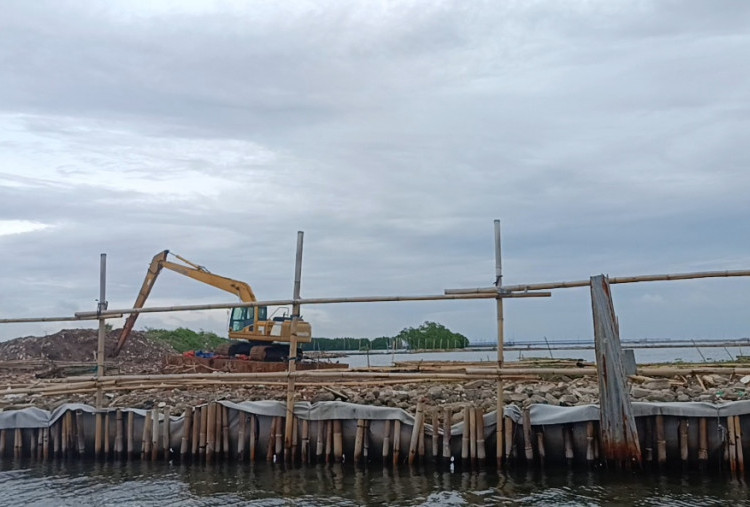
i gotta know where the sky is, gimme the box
[1,1,749,344]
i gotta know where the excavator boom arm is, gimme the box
[112,250,257,356]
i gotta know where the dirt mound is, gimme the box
[0,328,176,370]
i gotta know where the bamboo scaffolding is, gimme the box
[417,415,425,462]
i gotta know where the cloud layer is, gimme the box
[1,1,749,342]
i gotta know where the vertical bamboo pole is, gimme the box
[127,411,134,458]
[537,431,546,468]
[442,408,451,459]
[14,428,22,458]
[104,411,110,458]
[63,411,71,457]
[656,415,666,466]
[354,419,365,464]
[564,425,574,466]
[249,414,257,462]
[333,420,343,462]
[409,402,425,465]
[151,408,160,461]
[698,418,708,469]
[679,419,689,466]
[30,428,38,459]
[734,415,744,474]
[315,421,325,462]
[95,253,107,409]
[215,403,223,457]
[192,407,201,457]
[266,417,279,461]
[200,405,208,458]
[284,231,304,463]
[494,219,505,468]
[461,406,470,463]
[363,420,369,461]
[325,420,333,463]
[431,408,440,460]
[163,408,171,459]
[644,417,653,464]
[237,411,246,461]
[476,408,486,464]
[141,410,152,460]
[586,421,595,465]
[115,409,123,456]
[181,408,192,458]
[53,423,60,457]
[291,416,299,463]
[728,416,737,476]
[0,429,6,458]
[206,403,215,462]
[469,405,477,464]
[274,417,284,458]
[301,419,309,464]
[42,427,50,461]
[222,406,230,459]
[393,420,401,465]
[382,420,391,461]
[522,408,533,462]
[418,416,425,462]
[504,416,513,461]
[95,412,103,458]
[76,410,85,457]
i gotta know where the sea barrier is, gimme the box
[1,400,747,475]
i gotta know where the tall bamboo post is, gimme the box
[151,408,160,461]
[237,411,246,460]
[431,408,440,459]
[126,411,134,458]
[494,219,505,467]
[163,408,171,459]
[96,253,107,408]
[333,419,343,462]
[181,408,192,457]
[698,417,708,469]
[206,403,215,462]
[734,415,744,474]
[141,410,152,460]
[301,419,309,464]
[382,420,391,460]
[461,406,470,462]
[409,402,425,465]
[221,406,230,459]
[76,410,85,456]
[42,427,50,461]
[354,419,365,464]
[115,409,123,456]
[266,417,277,462]
[442,408,452,459]
[325,420,333,464]
[104,411,111,457]
[393,420,401,465]
[656,415,666,466]
[249,414,257,462]
[476,407,486,464]
[0,429,6,458]
[284,231,304,463]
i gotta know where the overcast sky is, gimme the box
[1,1,748,344]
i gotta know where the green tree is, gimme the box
[394,321,469,350]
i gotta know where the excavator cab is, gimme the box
[229,306,268,332]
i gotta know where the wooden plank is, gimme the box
[590,274,641,467]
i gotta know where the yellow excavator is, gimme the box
[112,250,312,361]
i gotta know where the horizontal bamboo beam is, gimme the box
[73,291,551,320]
[446,269,750,295]
[0,314,123,324]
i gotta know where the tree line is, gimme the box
[300,321,470,351]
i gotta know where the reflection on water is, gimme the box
[0,459,749,506]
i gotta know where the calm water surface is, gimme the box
[1,460,748,506]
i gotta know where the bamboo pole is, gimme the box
[537,431,546,467]
[127,411,134,458]
[564,425,574,466]
[586,421,595,465]
[461,406,470,463]
[316,420,325,462]
[431,408,440,459]
[283,231,304,465]
[301,419,309,464]
[192,407,201,457]
[62,411,69,457]
[1,429,7,458]
[249,414,257,462]
[354,419,365,464]
[115,410,123,456]
[266,416,276,462]
[222,406,230,459]
[291,416,299,463]
[181,408,192,457]
[476,408,486,464]
[417,415,425,462]
[30,428,38,459]
[142,410,152,460]
[698,417,708,469]
[644,417,653,463]
[206,403,215,462]
[42,427,50,461]
[504,416,513,461]
[76,410,85,456]
[237,411,246,461]
[393,419,402,465]
[333,420,343,462]
[522,408,533,462]
[409,402,425,465]
[215,403,223,458]
[656,415,666,466]
[443,408,451,459]
[382,420,391,461]
[734,415,744,474]
[728,415,737,475]
[200,405,208,458]
[53,422,60,457]
[326,420,333,464]
[274,417,284,458]
[163,408,171,459]
[151,408,160,461]
[469,405,477,464]
[14,428,22,458]
[104,411,110,457]
[363,420,369,461]
[679,419,688,465]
